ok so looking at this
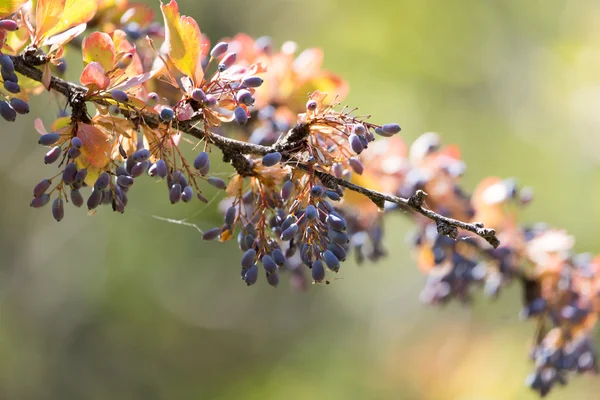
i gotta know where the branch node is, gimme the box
[408,190,428,208]
[437,220,459,239]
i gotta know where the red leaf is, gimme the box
[80,62,110,91]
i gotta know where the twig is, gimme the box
[10,52,500,248]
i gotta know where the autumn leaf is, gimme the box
[82,32,116,72]
[34,0,66,45]
[0,0,27,18]
[76,122,111,169]
[80,61,110,91]
[160,0,203,83]
[40,0,101,44]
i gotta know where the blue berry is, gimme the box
[110,89,129,103]
[193,151,210,174]
[70,188,84,208]
[30,193,50,208]
[218,52,237,72]
[202,227,221,241]
[236,89,254,106]
[71,137,83,149]
[311,260,325,283]
[243,264,258,286]
[305,205,318,220]
[0,100,16,121]
[262,255,278,274]
[33,179,51,197]
[310,185,324,198]
[132,148,151,163]
[160,107,174,121]
[210,42,228,58]
[62,163,78,184]
[241,249,256,269]
[52,198,64,222]
[281,180,294,201]
[87,189,103,210]
[225,206,236,226]
[191,88,206,102]
[39,132,61,146]
[94,172,110,190]
[266,271,279,288]
[44,146,61,164]
[0,54,14,74]
[262,152,282,167]
[169,183,182,204]
[4,80,20,93]
[234,106,248,125]
[280,223,298,241]
[381,123,401,135]
[242,76,263,88]
[181,186,193,202]
[349,133,364,154]
[322,250,340,272]
[9,98,28,114]
[207,177,227,190]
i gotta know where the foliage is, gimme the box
[0,0,597,396]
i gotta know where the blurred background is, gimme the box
[1,0,600,398]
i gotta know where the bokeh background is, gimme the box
[1,0,600,398]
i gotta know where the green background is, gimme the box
[1,0,599,398]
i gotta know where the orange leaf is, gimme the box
[160,0,202,82]
[34,0,66,45]
[82,32,115,71]
[42,0,100,41]
[0,0,27,18]
[76,122,111,168]
[80,61,110,91]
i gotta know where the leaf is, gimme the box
[76,122,111,168]
[0,0,27,18]
[41,63,52,90]
[82,32,115,71]
[42,0,100,41]
[34,0,66,45]
[80,61,110,91]
[160,0,202,82]
[44,23,87,47]
[110,67,162,92]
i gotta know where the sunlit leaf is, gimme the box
[80,61,110,91]
[77,122,111,168]
[43,23,88,47]
[160,0,202,83]
[0,0,27,18]
[34,0,66,44]
[42,0,100,40]
[82,32,115,71]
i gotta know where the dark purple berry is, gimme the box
[44,146,61,164]
[322,250,340,272]
[71,137,83,149]
[0,20,18,31]
[236,89,254,106]
[243,264,258,286]
[202,227,221,241]
[169,183,182,204]
[131,161,149,178]
[305,205,318,220]
[193,151,210,174]
[328,228,349,244]
[210,42,228,58]
[225,206,236,226]
[207,177,227,190]
[154,159,168,178]
[242,76,263,88]
[311,260,325,283]
[349,133,364,154]
[95,172,110,190]
[181,186,193,202]
[117,175,134,187]
[52,198,64,221]
[67,147,80,159]
[39,132,61,146]
[110,89,129,102]
[62,163,78,184]
[160,107,174,121]
[348,158,363,175]
[326,214,346,230]
[327,242,346,261]
[234,106,248,125]
[381,123,401,135]
[0,54,14,74]
[0,100,16,121]
[132,148,151,163]
[241,249,256,269]
[3,80,20,93]
[266,272,279,288]
[191,88,206,102]
[33,179,51,197]
[325,190,341,201]
[271,249,286,266]
[147,92,159,106]
[310,185,324,198]
[218,52,237,72]
[74,168,88,185]
[280,223,299,241]
[262,255,277,274]
[30,193,50,208]
[70,188,84,208]
[87,189,103,210]
[262,152,282,167]
[9,98,28,114]
[306,100,317,111]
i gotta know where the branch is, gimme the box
[10,52,500,248]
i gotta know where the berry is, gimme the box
[236,89,254,106]
[147,92,159,106]
[348,158,364,175]
[169,183,182,204]
[130,161,149,177]
[7,98,27,115]
[74,168,88,186]
[281,180,294,201]
[322,250,340,272]
[241,249,256,269]
[242,76,263,88]
[181,186,194,202]
[117,175,134,187]
[306,100,317,111]
[70,188,84,208]
[225,206,236,226]
[208,177,227,190]
[62,163,78,184]
[0,20,18,31]
[132,148,151,163]
[33,179,52,197]
[0,100,16,121]
[348,133,364,154]
[44,146,61,164]
[310,185,324,198]
[52,198,64,222]
[124,22,142,40]
[326,213,346,231]
[111,90,128,103]
[262,255,278,274]
[193,151,210,174]
[191,88,206,102]
[218,52,237,72]
[234,106,248,125]
[87,189,103,210]
[210,42,229,58]
[30,194,50,208]
[202,227,221,241]
[117,53,133,70]
[381,123,401,135]
[3,80,20,93]
[243,264,259,286]
[262,152,282,167]
[266,272,279,288]
[67,147,80,159]
[39,132,61,146]
[0,54,14,74]
[71,137,83,149]
[160,107,174,121]
[95,172,111,190]
[280,223,299,241]
[311,260,325,283]
[154,159,168,178]
[305,205,318,220]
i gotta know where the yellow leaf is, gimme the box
[0,0,27,18]
[77,122,111,168]
[82,32,115,71]
[42,0,100,41]
[160,0,202,83]
[34,0,66,45]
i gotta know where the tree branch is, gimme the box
[9,52,500,248]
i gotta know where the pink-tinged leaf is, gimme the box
[110,67,162,92]
[177,102,194,121]
[34,118,48,135]
[111,30,144,76]
[82,32,115,71]
[0,0,27,18]
[43,23,88,47]
[43,0,100,40]
[160,0,202,82]
[80,62,110,91]
[77,122,111,168]
[34,0,66,45]
[41,64,52,91]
